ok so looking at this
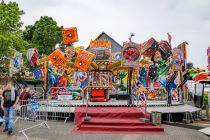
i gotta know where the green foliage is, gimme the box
[23,16,63,55]
[0,1,27,73]
[0,1,24,34]
[0,1,63,75]
[203,92,209,106]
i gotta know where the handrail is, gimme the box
[133,92,147,121]
[139,93,147,114]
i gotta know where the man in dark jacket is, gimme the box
[1,82,19,135]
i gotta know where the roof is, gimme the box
[86,32,123,53]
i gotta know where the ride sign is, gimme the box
[58,88,73,100]
[30,103,40,111]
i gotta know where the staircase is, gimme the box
[72,107,165,134]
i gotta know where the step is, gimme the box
[76,107,149,118]
[82,118,152,126]
[73,129,165,134]
[79,124,164,132]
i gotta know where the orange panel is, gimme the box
[74,50,95,71]
[48,49,69,69]
[62,27,78,45]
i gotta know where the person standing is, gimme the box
[20,87,31,105]
[20,87,31,117]
[1,82,19,135]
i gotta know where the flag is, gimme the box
[167,32,172,45]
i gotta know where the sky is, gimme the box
[10,0,210,69]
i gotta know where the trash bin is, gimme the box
[151,111,162,125]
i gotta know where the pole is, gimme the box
[44,61,49,99]
[167,85,171,105]
[128,68,133,105]
[144,94,147,122]
[180,71,184,103]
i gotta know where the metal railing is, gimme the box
[14,99,72,139]
[15,100,49,139]
[82,85,116,122]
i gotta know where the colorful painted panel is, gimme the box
[74,50,95,71]
[141,38,158,57]
[172,47,184,71]
[33,67,42,79]
[48,49,69,69]
[26,48,39,66]
[122,42,140,67]
[158,40,172,60]
[90,49,111,61]
[62,27,78,45]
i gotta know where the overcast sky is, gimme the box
[11,0,210,69]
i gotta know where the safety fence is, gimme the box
[13,99,72,139]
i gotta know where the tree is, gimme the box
[0,1,27,73]
[23,16,63,55]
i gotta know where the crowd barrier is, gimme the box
[14,99,72,139]
[14,100,49,139]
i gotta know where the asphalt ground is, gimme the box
[0,120,210,140]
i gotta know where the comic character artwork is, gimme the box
[122,42,140,67]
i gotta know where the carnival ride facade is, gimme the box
[7,26,209,105]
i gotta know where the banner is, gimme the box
[30,103,40,111]
[9,51,22,77]
[58,88,72,100]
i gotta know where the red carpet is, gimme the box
[72,107,165,134]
